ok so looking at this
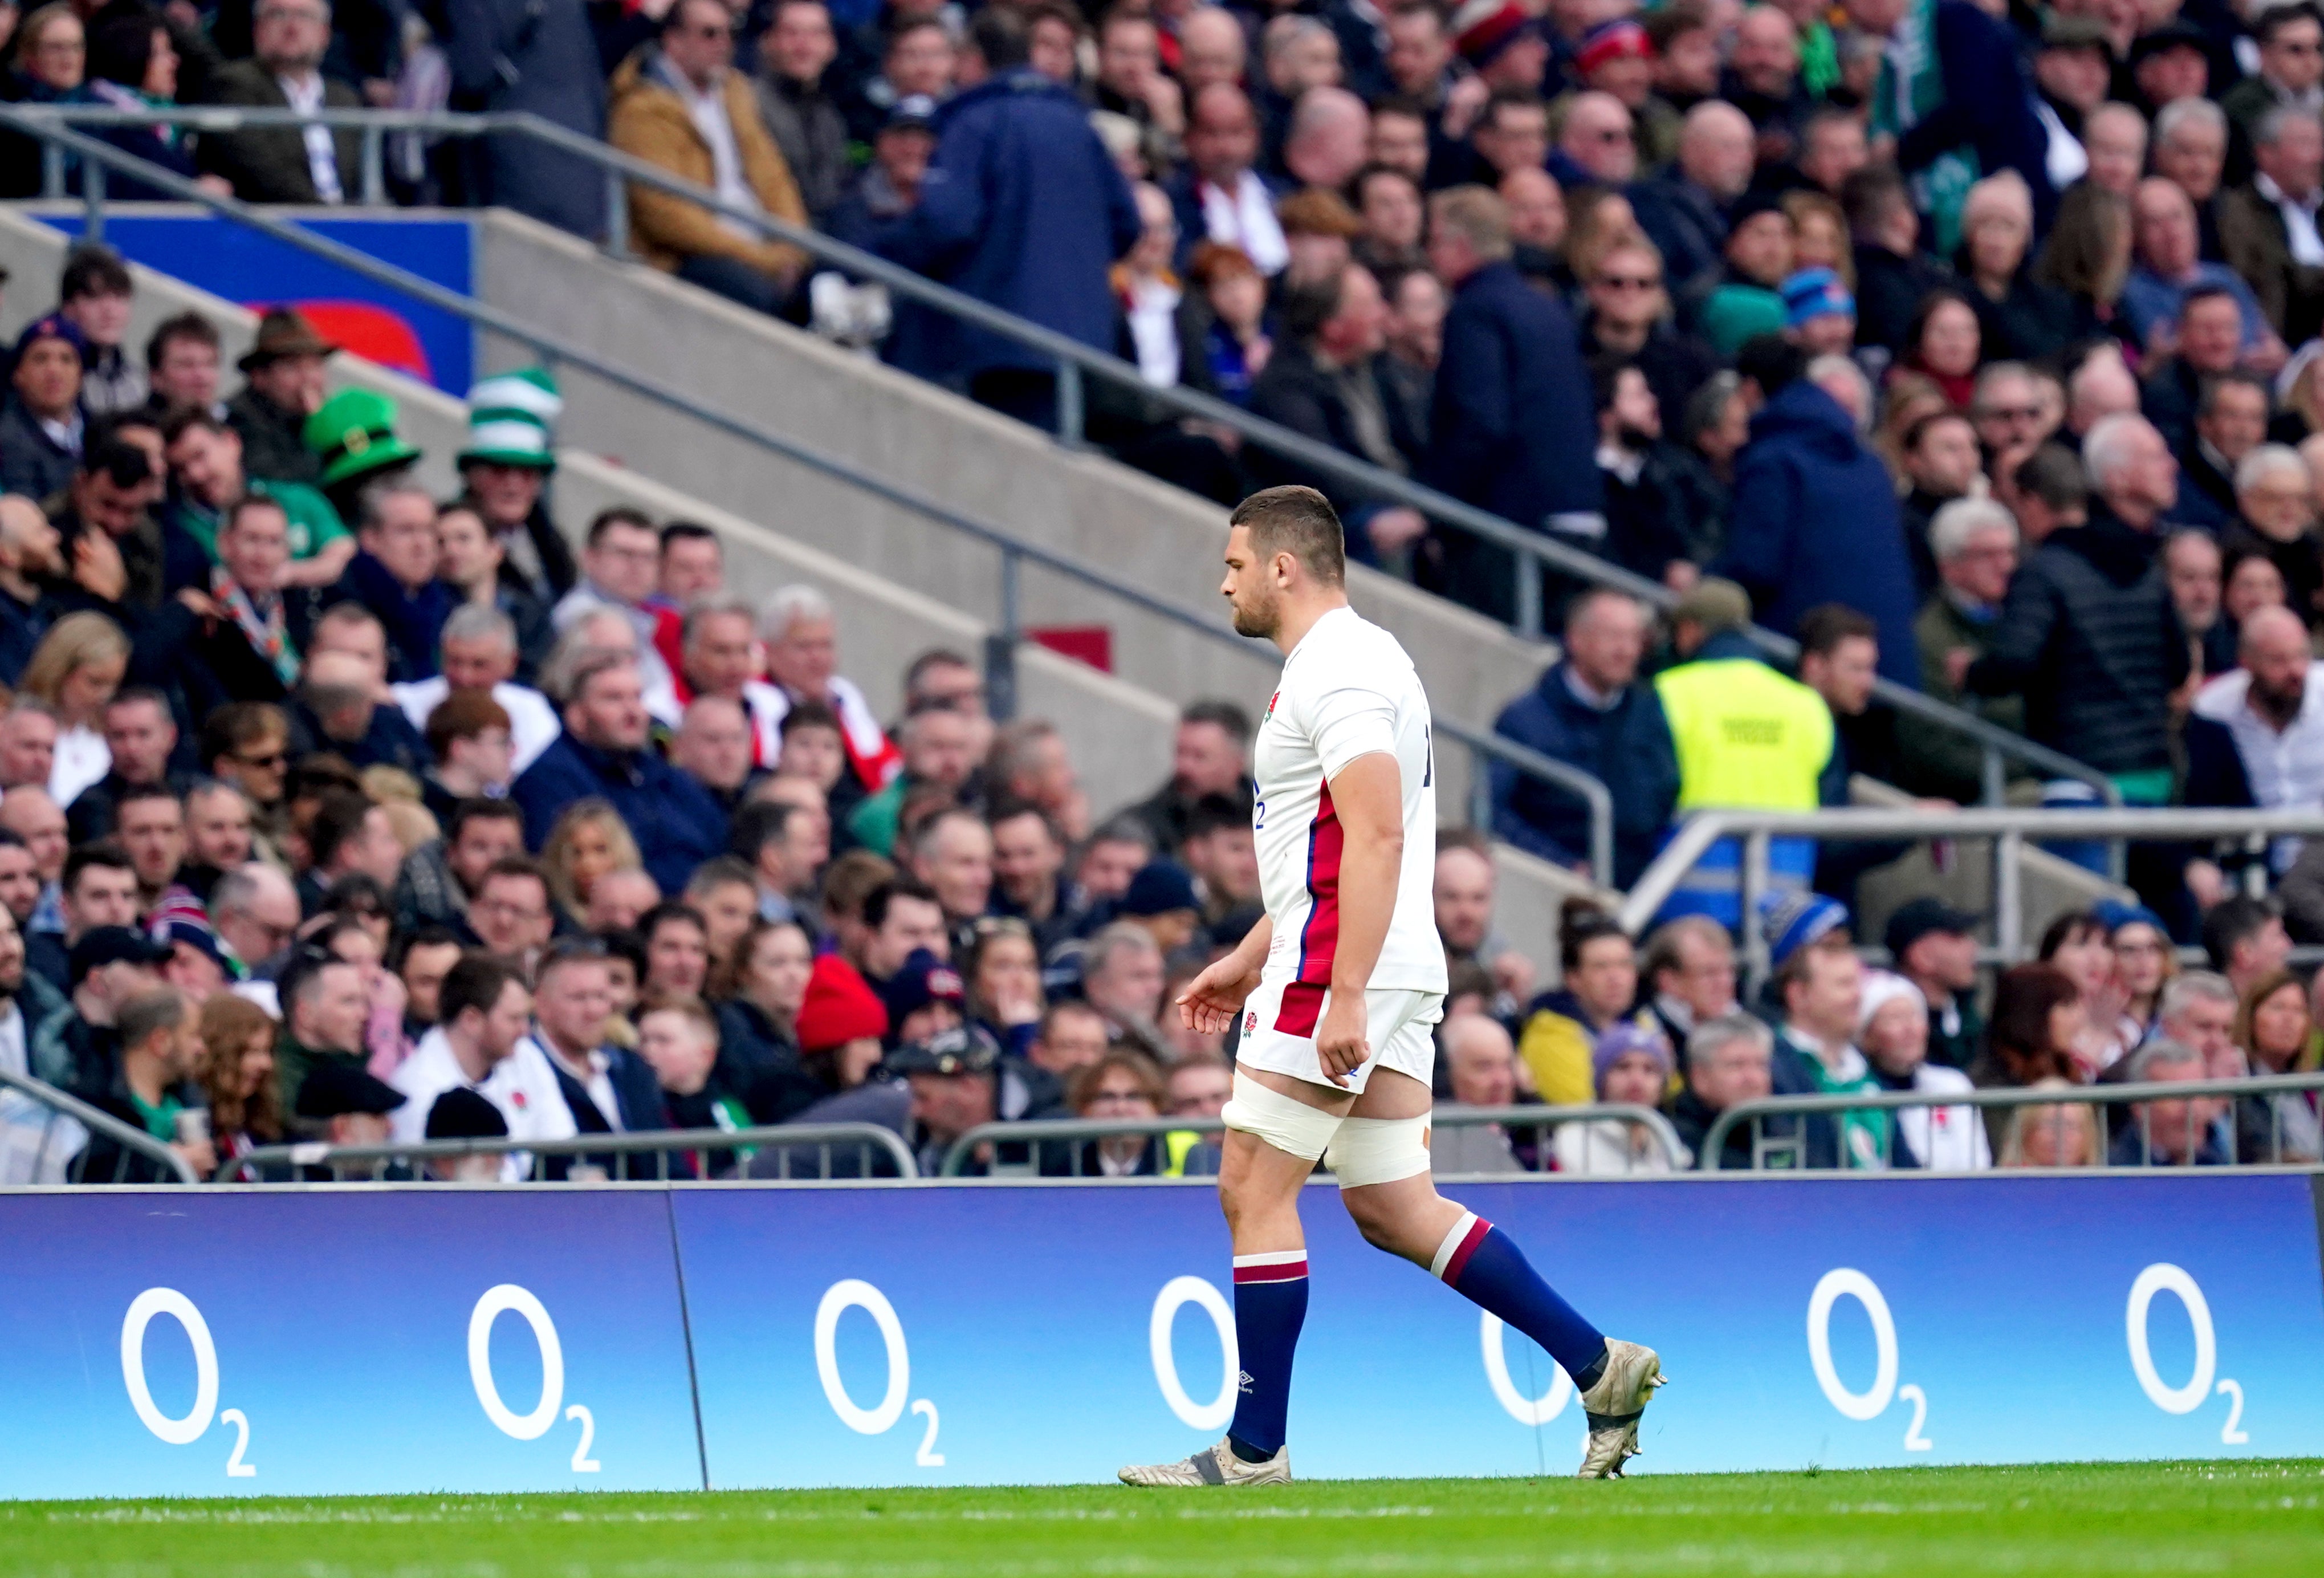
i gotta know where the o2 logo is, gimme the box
[815,1279,944,1466]
[468,1285,599,1472]
[1806,1269,1932,1452]
[120,1288,255,1477]
[2126,1263,2247,1445]
[1480,1313,1571,1426]
[1149,1276,1237,1432]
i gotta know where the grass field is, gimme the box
[5,1462,2321,1577]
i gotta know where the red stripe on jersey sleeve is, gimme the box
[1294,777,1342,986]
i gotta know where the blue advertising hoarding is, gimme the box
[0,1174,2316,1500]
[39,212,473,393]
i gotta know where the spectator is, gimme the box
[1842,165,1953,356]
[607,0,810,314]
[1516,906,1648,1106]
[553,507,683,702]
[1967,414,2191,798]
[467,856,556,974]
[2230,970,2322,1162]
[540,798,642,929]
[1900,499,2022,800]
[1671,1011,1775,1171]
[1716,338,1920,690]
[338,483,453,685]
[1491,589,1677,887]
[63,689,182,844]
[987,803,1075,954]
[1179,794,1262,949]
[2188,605,2324,875]
[1637,915,1736,1054]
[2154,97,2231,254]
[287,638,426,779]
[842,703,973,859]
[1025,995,1109,1083]
[1973,962,2082,1157]
[1691,189,1793,356]
[1770,932,1886,1169]
[514,651,726,894]
[194,0,360,205]
[876,9,1140,429]
[195,991,283,1173]
[1423,185,1602,621]
[1079,920,1168,1061]
[1956,172,2078,364]
[439,0,607,238]
[222,309,335,489]
[19,612,128,810]
[1857,969,1989,1169]
[2223,2,2324,147]
[1578,238,1719,469]
[388,953,573,1174]
[55,247,145,418]
[2201,894,2293,1002]
[1169,84,1288,278]
[1431,833,1532,1013]
[1653,577,1830,925]
[432,504,554,684]
[2123,178,2276,359]
[1554,1020,1681,1175]
[730,800,825,929]
[1430,1014,1524,1176]
[757,586,900,797]
[76,987,209,1183]
[524,942,665,1144]
[393,796,521,937]
[2220,107,2324,347]
[682,857,759,967]
[208,861,299,983]
[710,916,811,1111]
[1997,1076,2102,1166]
[1128,700,1252,854]
[2218,442,2318,605]
[1,315,87,502]
[959,914,1043,1057]
[1631,100,1756,296]
[2109,1036,2232,1165]
[1045,1048,1167,1177]
[752,0,850,226]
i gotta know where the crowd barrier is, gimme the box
[0,1172,2315,1499]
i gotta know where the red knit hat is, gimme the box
[796,954,889,1053]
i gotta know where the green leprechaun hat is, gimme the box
[458,367,563,471]
[304,387,422,489]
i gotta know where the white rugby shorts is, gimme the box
[1235,980,1443,1095]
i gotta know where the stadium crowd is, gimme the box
[3,0,2323,1181]
[0,244,2311,1182]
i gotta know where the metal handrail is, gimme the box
[1618,805,2323,980]
[5,102,2113,805]
[937,1103,1687,1176]
[215,1121,919,1181]
[0,1067,200,1184]
[0,111,1624,880]
[1700,1071,2324,1171]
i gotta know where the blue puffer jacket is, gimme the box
[1715,380,1922,690]
[511,734,729,896]
[875,67,1143,381]
[1491,661,1680,889]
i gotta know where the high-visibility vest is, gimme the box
[1654,657,1833,811]
[1651,657,1833,928]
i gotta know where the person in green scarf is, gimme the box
[1770,920,1896,1168]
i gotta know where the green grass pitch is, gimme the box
[7,1462,2321,1576]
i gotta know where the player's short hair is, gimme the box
[1230,486,1346,588]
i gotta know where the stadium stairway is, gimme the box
[0,208,1600,971]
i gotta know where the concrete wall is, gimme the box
[469,210,1550,806]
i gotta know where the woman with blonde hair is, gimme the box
[1998,1078,2102,1167]
[540,798,642,923]
[18,611,129,806]
[1956,170,2078,362]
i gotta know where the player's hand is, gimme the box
[1177,954,1262,1036]
[1315,993,1369,1088]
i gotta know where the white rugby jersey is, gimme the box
[1252,606,1447,1016]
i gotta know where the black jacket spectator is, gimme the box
[1247,341,1425,544]
[0,395,80,502]
[1424,259,1602,619]
[1629,174,1731,296]
[512,733,730,896]
[756,69,852,225]
[1966,501,2191,774]
[1491,659,1680,887]
[193,59,363,204]
[1853,242,1958,356]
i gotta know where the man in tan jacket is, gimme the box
[607,0,812,313]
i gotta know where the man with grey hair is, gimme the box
[680,596,791,770]
[2142,970,2241,1083]
[2109,1036,2232,1165]
[760,584,900,795]
[1906,498,2023,799]
[1639,915,1737,1051]
[1806,353,1871,431]
[544,606,681,725]
[1967,410,2189,782]
[1670,1012,1773,1170]
[1078,920,1167,1061]
[1431,1014,1523,1177]
[2154,97,2229,230]
[390,602,560,776]
[2223,105,2324,343]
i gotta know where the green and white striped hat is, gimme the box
[458,367,563,471]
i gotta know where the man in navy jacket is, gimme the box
[1421,186,1604,623]
[1492,589,1680,888]
[1715,338,1922,689]
[512,650,727,895]
[874,9,1142,425]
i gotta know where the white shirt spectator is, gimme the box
[389,1027,577,1180]
[392,677,562,776]
[1125,275,1183,387]
[2193,663,2324,871]
[1198,170,1289,275]
[2256,170,2324,267]
[1892,1063,1992,1171]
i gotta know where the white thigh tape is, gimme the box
[1324,1112,1433,1189]
[1220,1070,1342,1162]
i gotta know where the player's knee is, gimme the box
[1341,1189,1402,1250]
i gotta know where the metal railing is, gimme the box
[4,103,2113,812]
[937,1103,1688,1177]
[0,111,1629,884]
[1617,806,2324,982]
[1701,1071,2324,1172]
[0,1068,200,1184]
[214,1121,919,1182]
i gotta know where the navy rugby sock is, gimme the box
[1225,1251,1308,1461]
[1433,1211,1609,1386]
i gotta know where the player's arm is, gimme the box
[1316,751,1403,1084]
[1178,914,1272,1035]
